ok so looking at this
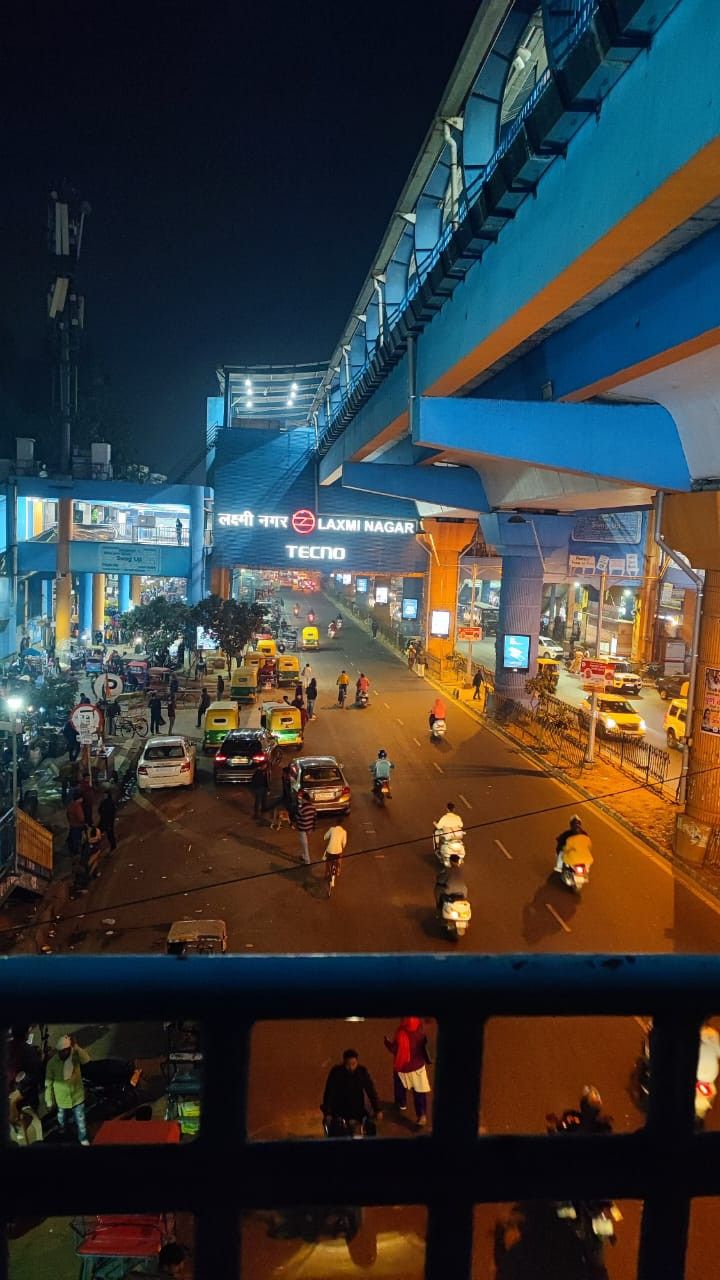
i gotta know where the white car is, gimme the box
[137,736,196,789]
[538,635,564,660]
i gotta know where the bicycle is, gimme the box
[325,855,342,898]
[117,717,148,740]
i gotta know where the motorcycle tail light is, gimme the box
[697,1081,714,1096]
[573,864,587,874]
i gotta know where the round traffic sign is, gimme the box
[70,702,104,742]
[92,672,124,702]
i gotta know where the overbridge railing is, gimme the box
[2,954,720,1279]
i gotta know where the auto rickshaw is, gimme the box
[301,624,319,650]
[256,636,277,657]
[125,657,149,690]
[260,701,304,747]
[536,656,560,693]
[230,666,258,703]
[277,653,300,686]
[244,650,264,677]
[166,918,227,954]
[258,657,278,689]
[84,647,105,675]
[202,700,240,753]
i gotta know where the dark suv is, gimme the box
[213,729,280,784]
[657,673,689,701]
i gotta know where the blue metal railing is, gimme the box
[2,953,720,1279]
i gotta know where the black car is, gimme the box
[657,673,689,701]
[213,729,280,784]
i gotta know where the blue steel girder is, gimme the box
[463,0,540,187]
[414,396,691,491]
[341,461,490,512]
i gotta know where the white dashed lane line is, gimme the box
[493,838,513,860]
[433,762,444,774]
[545,903,571,933]
[412,737,421,747]
[459,794,472,810]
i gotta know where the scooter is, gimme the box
[430,717,446,741]
[439,893,472,939]
[81,1057,143,1114]
[636,1023,718,1124]
[355,689,369,708]
[546,1104,622,1262]
[555,837,593,893]
[307,610,316,623]
[556,858,591,893]
[372,777,391,805]
[433,828,466,866]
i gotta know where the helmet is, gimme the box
[570,814,582,826]
[581,1085,602,1111]
[378,749,387,759]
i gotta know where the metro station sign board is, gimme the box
[580,658,614,689]
[217,508,417,536]
[458,626,482,641]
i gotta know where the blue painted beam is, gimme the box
[342,462,490,511]
[415,397,690,491]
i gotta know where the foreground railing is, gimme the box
[2,954,720,1279]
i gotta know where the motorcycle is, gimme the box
[293,605,300,618]
[636,1022,718,1124]
[434,828,466,866]
[81,1057,143,1114]
[372,776,392,805]
[355,689,369,709]
[546,1104,622,1262]
[430,717,446,741]
[439,893,472,939]
[556,858,591,893]
[555,835,593,893]
[307,610,316,623]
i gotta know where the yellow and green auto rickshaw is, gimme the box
[230,666,258,704]
[256,637,277,658]
[202,700,240,753]
[260,701,304,748]
[244,651,264,677]
[536,656,560,693]
[276,653,300,687]
[301,625,319,651]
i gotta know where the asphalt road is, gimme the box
[13,592,720,1279]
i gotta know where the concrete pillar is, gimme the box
[119,574,131,614]
[131,576,142,605]
[419,519,476,664]
[634,505,661,664]
[41,578,52,619]
[92,573,106,636]
[79,572,93,638]
[189,489,205,604]
[495,552,544,699]
[661,493,720,863]
[55,497,73,649]
[211,566,230,599]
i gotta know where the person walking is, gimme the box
[371,619,379,639]
[175,517,183,545]
[196,687,210,729]
[169,673,179,698]
[85,825,103,879]
[384,1017,432,1127]
[292,683,304,709]
[249,765,269,818]
[105,697,120,736]
[44,1034,91,1145]
[149,692,163,735]
[66,792,86,858]
[167,696,177,735]
[407,644,416,671]
[99,791,117,852]
[336,669,350,708]
[472,669,483,701]
[62,718,80,762]
[295,790,316,864]
[301,663,313,693]
[216,673,225,699]
[306,676,318,720]
[78,774,94,826]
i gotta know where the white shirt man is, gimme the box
[324,824,347,858]
[434,804,464,836]
[698,1024,720,1083]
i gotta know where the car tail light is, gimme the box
[341,786,351,796]
[252,754,267,763]
[180,762,191,772]
[697,1081,714,1097]
[215,755,227,763]
[138,766,148,775]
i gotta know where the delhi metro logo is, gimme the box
[291,509,316,535]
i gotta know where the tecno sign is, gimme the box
[286,544,346,561]
[217,508,417,536]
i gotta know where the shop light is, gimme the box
[244,378,252,389]
[246,399,253,410]
[291,381,298,391]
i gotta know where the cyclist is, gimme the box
[323,820,347,893]
[336,669,350,707]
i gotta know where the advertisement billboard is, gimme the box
[503,634,531,672]
[430,609,451,637]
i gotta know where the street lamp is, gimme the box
[6,697,22,810]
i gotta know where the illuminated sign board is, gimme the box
[375,585,389,604]
[285,544,346,561]
[217,509,417,536]
[402,598,419,620]
[503,634,531,672]
[430,609,451,637]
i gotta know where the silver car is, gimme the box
[289,755,351,814]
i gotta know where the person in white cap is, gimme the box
[44,1033,91,1144]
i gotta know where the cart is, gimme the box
[162,1021,204,1137]
[73,1119,180,1278]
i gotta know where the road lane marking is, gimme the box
[459,794,472,810]
[545,903,571,933]
[383,702,390,709]
[412,737,421,747]
[494,838,512,860]
[396,717,404,726]
[433,762,444,774]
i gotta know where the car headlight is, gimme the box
[639,719,647,730]
[604,717,617,729]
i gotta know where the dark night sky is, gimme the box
[1,1,479,474]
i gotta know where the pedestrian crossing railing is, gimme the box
[1,954,718,1279]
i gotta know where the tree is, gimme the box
[39,673,79,722]
[191,596,265,675]
[120,597,192,660]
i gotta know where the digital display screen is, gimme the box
[356,578,368,593]
[196,626,219,651]
[503,633,531,672]
[402,598,419,620]
[430,609,451,637]
[341,573,352,585]
[375,585,389,604]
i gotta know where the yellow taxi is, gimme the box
[664,697,687,749]
[578,693,647,738]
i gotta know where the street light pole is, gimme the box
[6,697,22,810]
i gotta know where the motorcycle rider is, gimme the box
[370,749,394,793]
[322,1049,382,1135]
[554,814,591,873]
[356,672,370,699]
[433,801,464,853]
[435,854,468,911]
[336,669,350,707]
[429,696,447,730]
